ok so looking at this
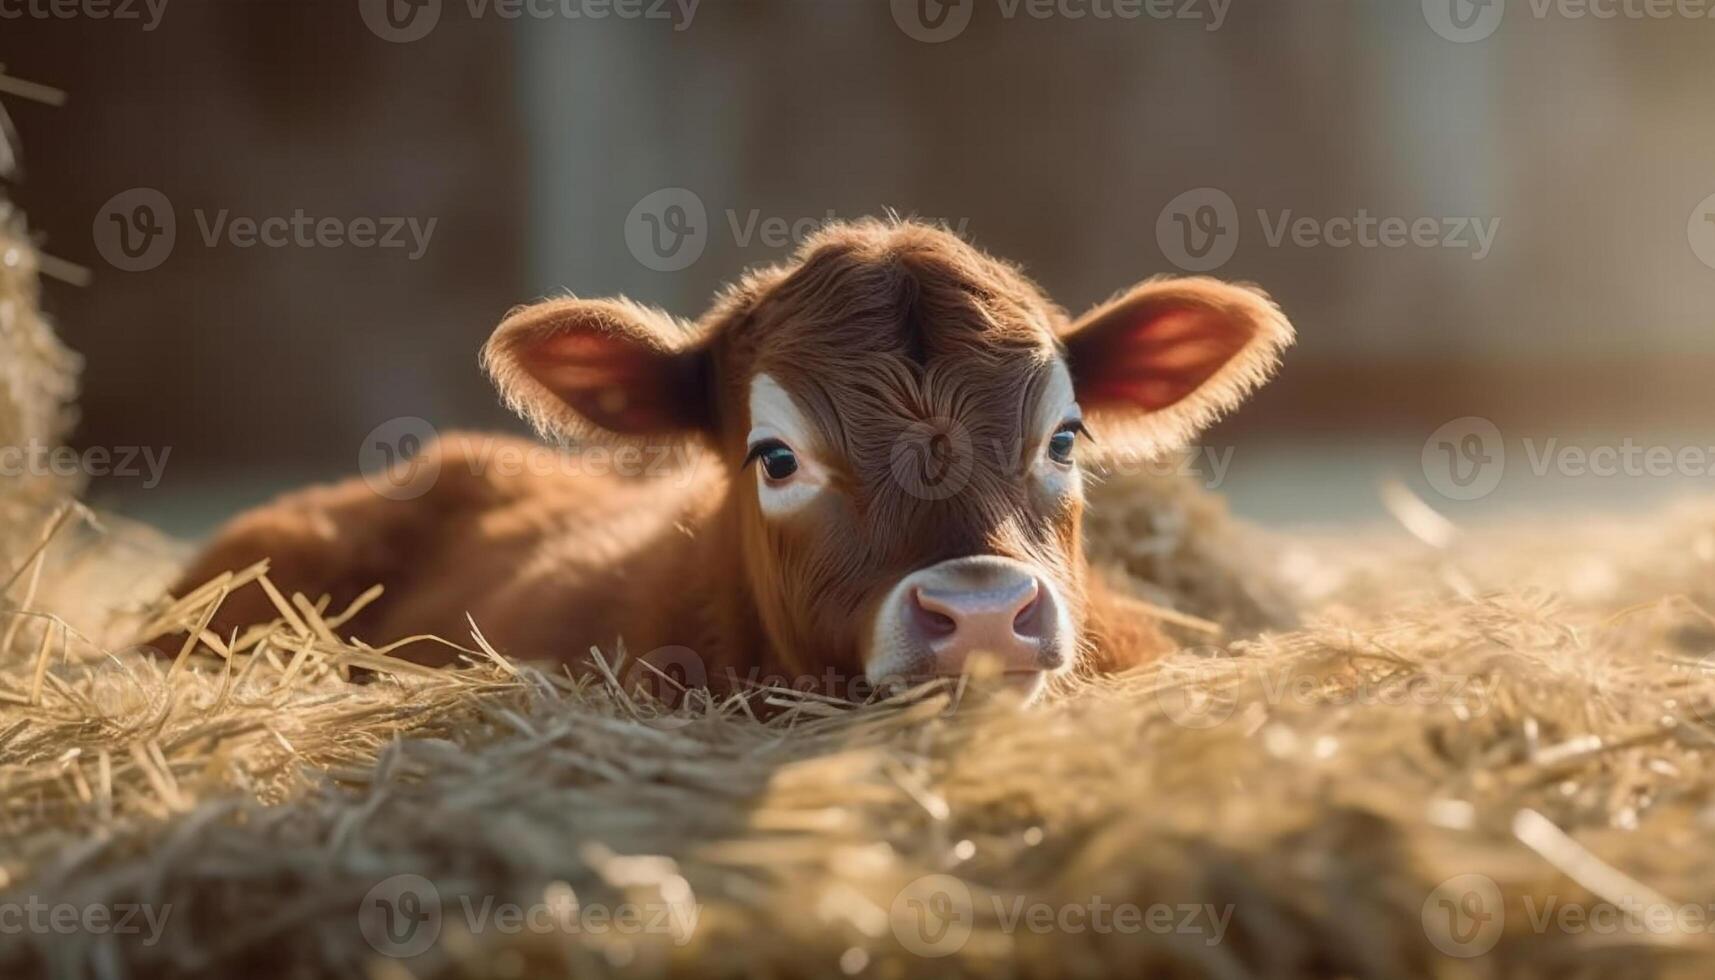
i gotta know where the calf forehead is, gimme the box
[783,352,1056,468]
[751,264,1063,431]
[745,222,1065,364]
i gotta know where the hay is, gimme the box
[0,92,81,536]
[1,481,1714,979]
[0,84,136,709]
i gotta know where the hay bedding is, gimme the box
[5,127,1715,980]
[0,481,1714,980]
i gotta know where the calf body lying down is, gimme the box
[164,219,1293,700]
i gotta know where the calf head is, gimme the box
[483,220,1292,698]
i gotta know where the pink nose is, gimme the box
[902,556,1058,676]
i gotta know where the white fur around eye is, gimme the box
[754,458,825,515]
[749,374,829,517]
[1031,361,1082,495]
[1035,441,1083,498]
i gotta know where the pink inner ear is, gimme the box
[524,329,680,432]
[1078,308,1252,412]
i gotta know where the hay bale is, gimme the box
[0,101,117,676]
[1083,467,1302,641]
[0,106,82,560]
[0,203,78,470]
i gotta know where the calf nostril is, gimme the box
[1012,588,1044,637]
[911,589,959,637]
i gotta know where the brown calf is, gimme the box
[164,219,1292,700]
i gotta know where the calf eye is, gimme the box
[746,440,800,482]
[1047,423,1083,465]
[761,446,799,481]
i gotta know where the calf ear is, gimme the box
[1061,277,1293,459]
[481,296,711,443]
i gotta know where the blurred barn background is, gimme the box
[6,0,1715,534]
